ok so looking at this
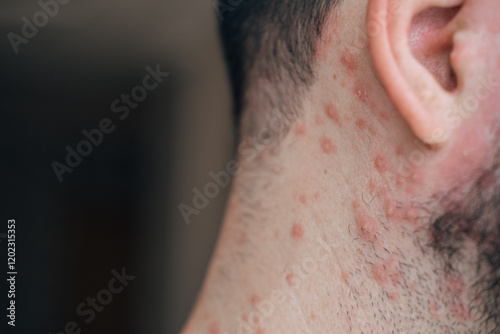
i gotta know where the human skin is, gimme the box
[183,0,500,333]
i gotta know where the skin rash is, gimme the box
[182,1,500,333]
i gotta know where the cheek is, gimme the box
[435,5,500,188]
[462,33,500,167]
[436,101,499,189]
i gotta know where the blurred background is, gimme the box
[0,0,235,333]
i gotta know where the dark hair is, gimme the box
[429,160,500,331]
[217,0,339,136]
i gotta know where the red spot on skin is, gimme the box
[354,83,369,104]
[374,155,389,173]
[271,164,282,173]
[372,263,389,284]
[259,147,279,163]
[355,118,368,131]
[384,198,400,219]
[237,233,247,244]
[377,185,404,220]
[314,191,320,200]
[372,255,402,285]
[389,291,400,301]
[320,136,337,155]
[325,103,343,127]
[354,210,378,243]
[450,300,470,322]
[286,273,295,286]
[310,312,317,320]
[256,328,265,334]
[396,146,404,156]
[429,300,440,320]
[258,151,268,163]
[341,271,349,281]
[299,193,307,205]
[380,111,391,122]
[250,312,263,326]
[251,294,260,307]
[368,180,376,193]
[291,222,304,241]
[274,229,280,238]
[209,322,219,334]
[294,123,307,136]
[341,49,358,72]
[445,274,465,295]
[352,198,378,242]
[410,170,425,184]
[404,204,420,223]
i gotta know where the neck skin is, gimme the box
[183,5,500,334]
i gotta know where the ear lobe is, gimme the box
[368,0,464,145]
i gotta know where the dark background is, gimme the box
[0,1,235,333]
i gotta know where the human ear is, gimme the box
[367,0,474,145]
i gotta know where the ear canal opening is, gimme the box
[409,6,462,92]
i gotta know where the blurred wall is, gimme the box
[0,1,233,333]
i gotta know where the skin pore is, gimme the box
[183,0,500,333]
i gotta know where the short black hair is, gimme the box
[217,0,339,136]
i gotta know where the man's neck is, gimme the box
[183,96,487,333]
